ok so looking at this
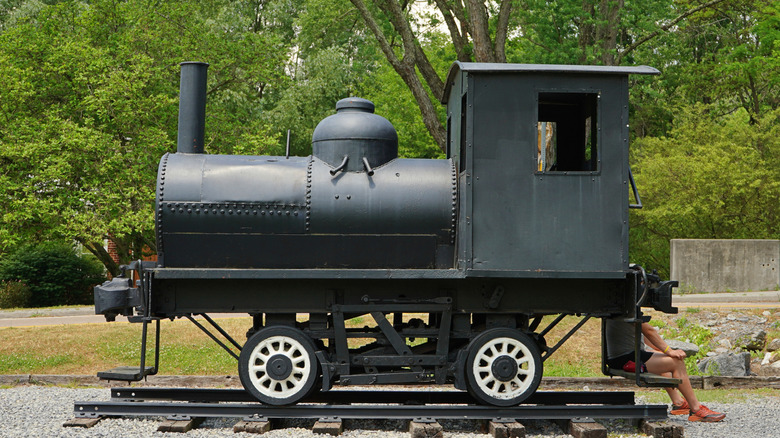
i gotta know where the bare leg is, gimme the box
[645,352,702,411]
[660,371,685,405]
[665,387,684,405]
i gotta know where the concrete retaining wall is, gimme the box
[670,239,780,293]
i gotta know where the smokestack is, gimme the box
[176,61,209,153]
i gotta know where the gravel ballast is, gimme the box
[1,385,778,438]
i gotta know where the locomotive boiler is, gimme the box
[95,61,678,406]
[158,95,456,270]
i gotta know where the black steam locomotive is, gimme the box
[95,61,677,406]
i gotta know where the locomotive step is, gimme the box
[97,366,155,382]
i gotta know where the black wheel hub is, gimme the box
[491,356,518,382]
[266,354,293,380]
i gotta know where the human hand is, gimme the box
[667,349,686,360]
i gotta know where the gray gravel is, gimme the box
[1,386,777,438]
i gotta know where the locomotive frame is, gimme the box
[94,61,677,407]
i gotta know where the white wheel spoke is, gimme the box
[476,364,492,373]
[245,333,315,402]
[512,377,527,388]
[479,375,496,385]
[469,333,540,404]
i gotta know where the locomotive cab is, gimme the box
[443,63,658,278]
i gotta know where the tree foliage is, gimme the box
[630,104,780,276]
[0,0,286,275]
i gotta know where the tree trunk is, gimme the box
[82,240,120,277]
[467,0,495,62]
[415,42,445,100]
[494,0,513,63]
[433,0,471,62]
[579,0,596,64]
[350,0,447,151]
[616,0,731,65]
[596,0,623,65]
[350,0,515,150]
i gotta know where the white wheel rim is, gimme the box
[471,336,536,400]
[247,335,312,400]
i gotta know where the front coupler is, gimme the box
[639,269,678,314]
[93,260,156,321]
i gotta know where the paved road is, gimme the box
[0,291,777,328]
[672,290,780,308]
[0,308,246,328]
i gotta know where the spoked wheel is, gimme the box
[238,326,319,405]
[465,328,543,406]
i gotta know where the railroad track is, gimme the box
[66,388,679,436]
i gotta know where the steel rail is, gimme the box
[74,400,668,420]
[76,389,666,421]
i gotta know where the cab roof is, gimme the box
[441,62,660,104]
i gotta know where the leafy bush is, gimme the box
[0,243,106,307]
[0,280,32,309]
[659,316,714,375]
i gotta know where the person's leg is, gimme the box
[665,387,687,410]
[645,352,725,422]
[645,353,702,411]
[660,371,687,410]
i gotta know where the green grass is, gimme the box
[0,314,604,376]
[0,317,250,375]
[637,388,780,404]
[543,360,599,378]
[648,318,667,329]
[0,354,77,374]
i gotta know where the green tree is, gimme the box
[629,104,780,276]
[0,0,287,275]
[343,0,737,150]
[659,1,779,123]
[281,0,445,157]
[262,47,363,157]
[626,1,780,275]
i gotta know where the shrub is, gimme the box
[0,281,32,308]
[0,242,106,307]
